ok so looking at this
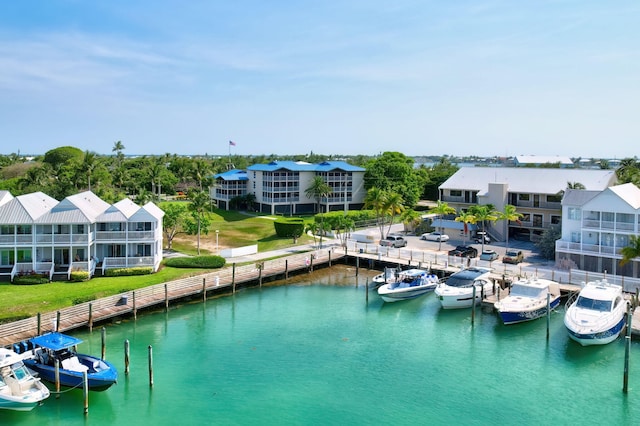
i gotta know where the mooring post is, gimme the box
[259,265,263,288]
[56,311,61,332]
[133,291,137,320]
[623,303,632,393]
[356,256,359,277]
[55,359,60,398]
[328,250,332,267]
[83,370,89,415]
[546,293,551,340]
[88,303,93,332]
[365,278,369,303]
[285,260,289,279]
[164,283,169,311]
[101,327,106,360]
[148,345,154,387]
[471,286,476,325]
[202,277,206,302]
[232,263,236,293]
[37,312,41,336]
[124,339,130,375]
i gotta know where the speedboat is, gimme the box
[377,269,439,302]
[494,277,561,324]
[18,332,118,391]
[369,267,397,289]
[564,280,628,346]
[0,347,50,411]
[434,267,494,309]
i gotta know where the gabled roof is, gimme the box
[562,189,600,206]
[134,202,165,221]
[37,191,110,224]
[0,190,13,207]
[440,167,616,195]
[247,160,365,173]
[608,183,640,210]
[0,192,58,223]
[213,169,248,181]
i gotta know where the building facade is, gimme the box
[0,190,164,282]
[556,183,640,278]
[438,167,617,242]
[211,160,366,215]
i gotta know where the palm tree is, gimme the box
[496,204,523,252]
[188,190,210,255]
[82,151,97,191]
[566,181,586,190]
[455,210,477,246]
[112,140,125,163]
[364,187,388,240]
[384,192,405,237]
[620,236,640,266]
[429,200,456,234]
[400,208,422,234]
[468,205,498,253]
[305,176,332,214]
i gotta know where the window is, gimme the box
[551,216,561,225]
[518,194,530,201]
[567,208,581,220]
[450,190,462,197]
[547,194,562,203]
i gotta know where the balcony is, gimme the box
[556,240,623,256]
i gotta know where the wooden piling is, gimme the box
[365,278,369,303]
[124,339,130,375]
[133,291,137,320]
[546,293,551,340]
[259,265,263,288]
[471,286,476,325]
[164,284,169,311]
[148,345,154,387]
[356,256,359,276]
[623,303,632,393]
[101,327,106,360]
[37,312,41,336]
[328,250,332,267]
[88,303,93,332]
[54,359,60,398]
[285,260,289,279]
[83,370,89,414]
[232,263,236,293]
[202,278,206,302]
[56,311,61,332]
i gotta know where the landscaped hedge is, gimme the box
[70,270,90,282]
[105,267,153,277]
[13,273,49,285]
[274,218,305,238]
[163,255,226,269]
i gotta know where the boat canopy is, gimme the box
[444,268,491,288]
[510,283,546,298]
[30,332,83,351]
[576,296,612,312]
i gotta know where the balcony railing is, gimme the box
[556,240,623,256]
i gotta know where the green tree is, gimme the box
[364,187,389,240]
[400,208,422,234]
[535,225,561,260]
[496,204,523,252]
[384,191,405,237]
[43,146,84,171]
[161,203,188,250]
[455,210,476,245]
[620,235,640,266]
[364,152,424,207]
[421,157,459,200]
[305,176,332,214]
[186,190,210,255]
[468,205,498,253]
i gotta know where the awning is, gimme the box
[30,332,83,351]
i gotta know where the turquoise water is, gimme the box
[2,265,640,425]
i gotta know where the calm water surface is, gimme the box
[2,266,639,425]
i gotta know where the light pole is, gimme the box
[215,230,219,253]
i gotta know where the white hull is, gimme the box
[435,282,494,309]
[0,348,50,411]
[377,269,438,302]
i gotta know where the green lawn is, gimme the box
[0,209,317,324]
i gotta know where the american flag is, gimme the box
[229,140,236,146]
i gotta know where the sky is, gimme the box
[0,1,638,158]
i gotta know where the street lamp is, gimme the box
[215,230,219,253]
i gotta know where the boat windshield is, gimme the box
[576,296,612,312]
[11,363,28,380]
[510,284,544,298]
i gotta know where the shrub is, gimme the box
[164,256,225,269]
[70,270,90,282]
[13,273,49,285]
[105,267,153,277]
[73,295,96,305]
[274,218,305,238]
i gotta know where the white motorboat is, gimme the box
[564,280,628,346]
[369,267,397,289]
[0,347,50,411]
[377,269,439,302]
[435,267,494,309]
[494,277,561,325]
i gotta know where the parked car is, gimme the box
[474,231,490,244]
[421,232,450,242]
[448,245,478,258]
[479,250,499,261]
[502,249,524,264]
[379,235,407,248]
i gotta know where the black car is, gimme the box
[448,245,478,258]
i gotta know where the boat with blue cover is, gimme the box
[377,269,439,302]
[494,277,561,325]
[17,332,118,391]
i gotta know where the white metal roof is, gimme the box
[440,167,616,195]
[1,192,59,223]
[607,183,640,210]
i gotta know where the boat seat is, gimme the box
[61,356,89,372]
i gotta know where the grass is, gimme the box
[0,207,318,323]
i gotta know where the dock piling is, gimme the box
[101,327,106,360]
[148,345,154,387]
[124,339,130,375]
[471,286,476,325]
[55,359,60,398]
[83,370,89,415]
[546,293,551,340]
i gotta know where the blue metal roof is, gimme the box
[30,332,83,351]
[247,160,364,172]
[213,169,248,181]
